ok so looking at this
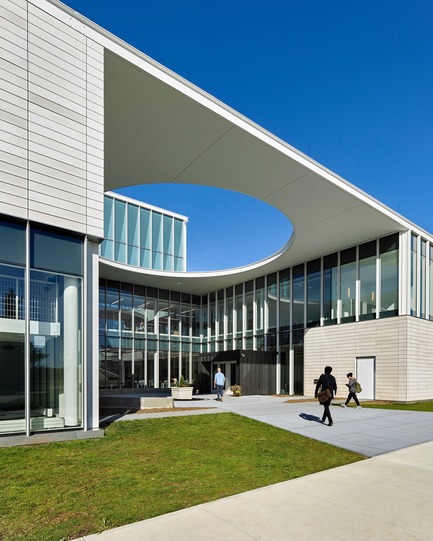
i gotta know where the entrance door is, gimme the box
[356,357,375,400]
[211,361,236,393]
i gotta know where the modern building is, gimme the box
[1,0,433,443]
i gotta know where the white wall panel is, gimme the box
[3,0,27,19]
[0,0,105,237]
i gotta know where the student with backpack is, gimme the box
[341,372,362,408]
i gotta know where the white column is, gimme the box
[64,276,79,426]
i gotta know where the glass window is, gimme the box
[104,196,114,242]
[163,253,173,271]
[99,334,106,389]
[146,289,157,336]
[359,241,377,321]
[0,264,25,433]
[381,234,399,318]
[152,212,162,253]
[201,295,208,341]
[421,240,427,319]
[293,330,304,395]
[114,200,127,244]
[245,286,253,336]
[174,219,184,258]
[170,293,180,336]
[127,204,139,266]
[140,248,151,269]
[163,216,173,256]
[120,338,133,388]
[128,245,139,267]
[192,296,200,338]
[152,251,162,271]
[181,343,190,382]
[30,270,83,430]
[209,293,216,340]
[279,331,290,394]
[217,290,224,339]
[323,253,338,325]
[279,269,290,331]
[105,336,119,388]
[226,287,233,338]
[99,281,105,332]
[340,248,356,322]
[147,340,156,388]
[267,273,277,330]
[31,228,83,275]
[292,264,305,329]
[127,204,139,247]
[174,256,183,272]
[235,285,243,337]
[307,259,321,327]
[106,281,119,335]
[410,234,417,316]
[120,284,133,334]
[134,286,145,334]
[140,208,151,251]
[0,219,25,265]
[255,278,264,333]
[133,339,145,388]
[430,245,433,321]
[159,290,169,335]
[170,341,179,385]
[159,340,169,388]
[181,297,191,337]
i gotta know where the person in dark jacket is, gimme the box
[315,366,337,426]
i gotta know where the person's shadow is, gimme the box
[299,412,322,423]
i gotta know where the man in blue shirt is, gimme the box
[214,367,226,402]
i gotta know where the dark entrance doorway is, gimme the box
[198,350,276,395]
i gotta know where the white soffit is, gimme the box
[44,0,433,294]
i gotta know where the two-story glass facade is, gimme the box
[98,232,400,395]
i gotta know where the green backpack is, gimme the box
[355,380,362,393]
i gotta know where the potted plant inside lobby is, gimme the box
[171,375,194,400]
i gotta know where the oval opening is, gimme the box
[115,184,293,271]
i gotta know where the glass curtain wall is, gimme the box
[98,233,404,397]
[29,227,84,432]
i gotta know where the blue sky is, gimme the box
[63,0,433,271]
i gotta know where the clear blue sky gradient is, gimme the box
[62,0,433,271]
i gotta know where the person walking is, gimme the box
[214,367,225,402]
[315,366,337,426]
[341,372,362,408]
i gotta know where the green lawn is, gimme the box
[360,400,433,412]
[0,412,364,541]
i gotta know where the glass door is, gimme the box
[211,361,237,393]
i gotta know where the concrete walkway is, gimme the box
[75,396,433,541]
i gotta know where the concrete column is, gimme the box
[63,276,79,426]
